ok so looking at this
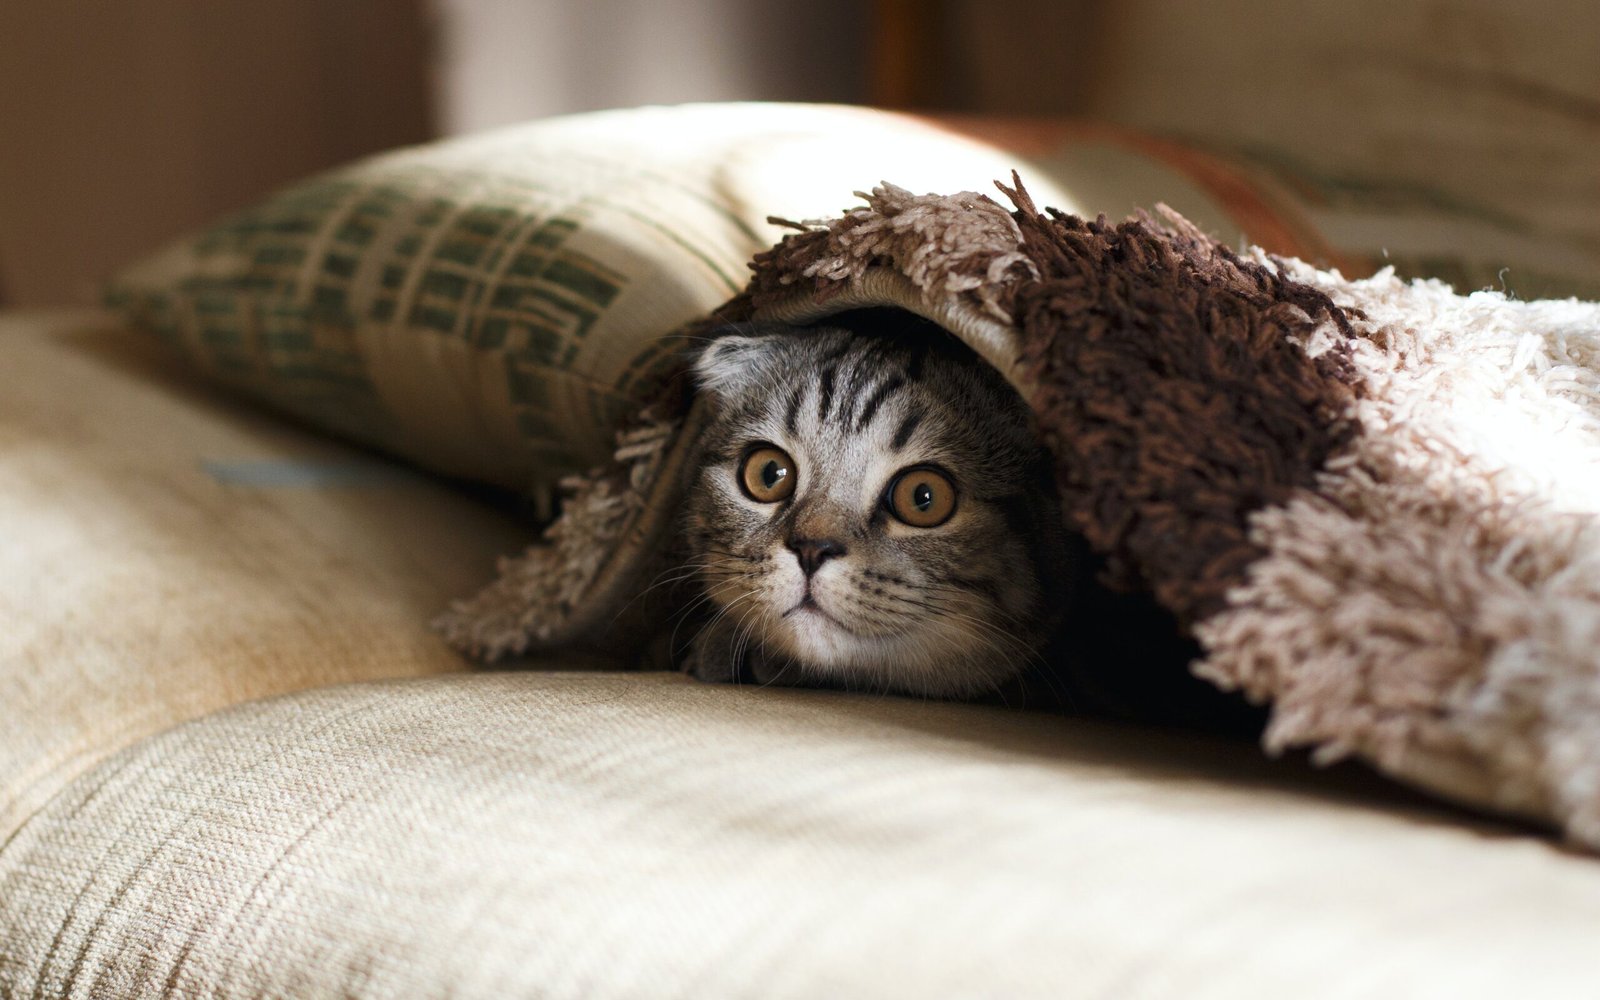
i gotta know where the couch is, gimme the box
[6,307,1600,998]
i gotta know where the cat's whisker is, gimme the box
[697,587,766,680]
[700,546,764,564]
[907,592,1050,678]
[847,586,1039,687]
[633,556,729,595]
[649,563,742,624]
[622,560,724,613]
[670,578,755,655]
[729,603,764,680]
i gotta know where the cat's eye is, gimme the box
[887,467,957,528]
[738,445,796,503]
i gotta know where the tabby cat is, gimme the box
[681,319,1073,697]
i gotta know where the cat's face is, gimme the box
[684,322,1069,696]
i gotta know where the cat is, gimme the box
[679,318,1075,698]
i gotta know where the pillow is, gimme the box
[106,103,1326,498]
[106,105,1068,495]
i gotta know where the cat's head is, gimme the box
[684,321,1071,696]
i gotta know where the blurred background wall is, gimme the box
[0,1,433,306]
[2,0,1596,306]
[0,0,870,307]
[432,0,869,135]
[915,0,1600,296]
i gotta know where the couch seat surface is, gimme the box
[4,671,1598,1000]
[0,309,533,840]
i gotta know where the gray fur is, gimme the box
[682,321,1071,697]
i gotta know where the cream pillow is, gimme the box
[106,104,1085,497]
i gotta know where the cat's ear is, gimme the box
[691,335,782,397]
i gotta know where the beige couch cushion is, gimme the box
[3,670,1597,1000]
[7,309,1599,996]
[0,310,531,840]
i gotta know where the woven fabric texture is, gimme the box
[4,671,1599,1000]
[0,310,531,842]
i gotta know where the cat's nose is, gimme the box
[787,536,847,577]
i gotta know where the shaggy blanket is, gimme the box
[438,177,1600,850]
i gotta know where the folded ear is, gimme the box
[691,334,784,397]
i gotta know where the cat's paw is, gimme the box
[682,624,798,687]
[682,624,740,684]
[683,644,738,684]
[740,653,801,688]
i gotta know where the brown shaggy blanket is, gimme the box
[440,177,1600,852]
